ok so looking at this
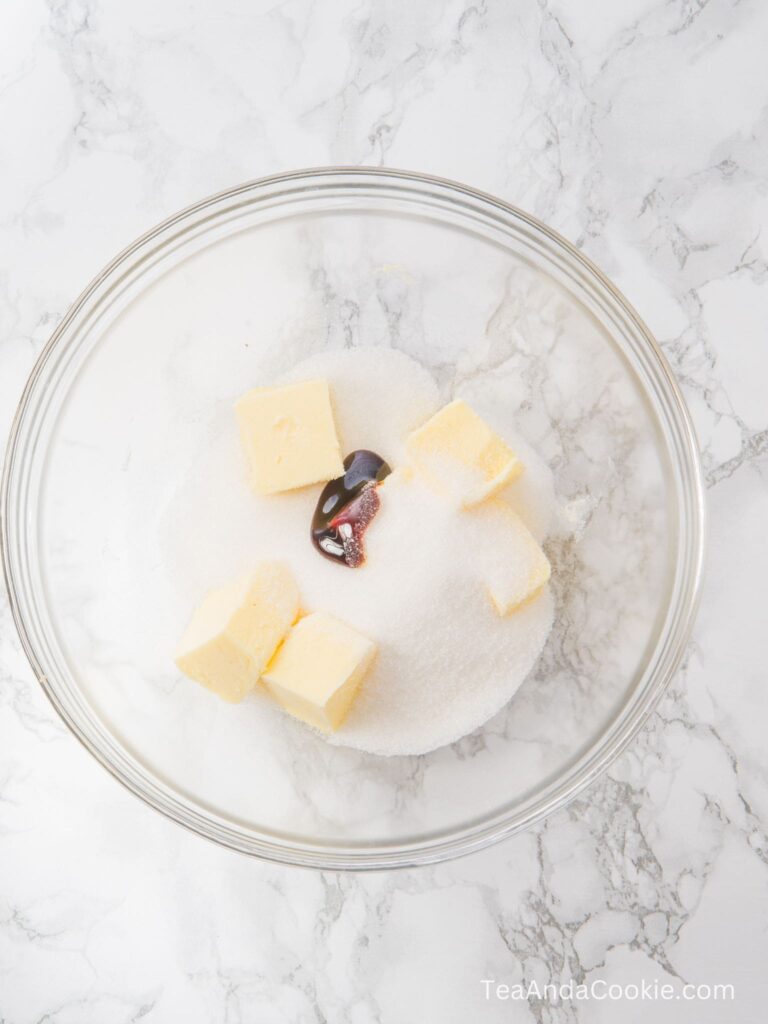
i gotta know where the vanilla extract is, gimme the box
[311,450,391,567]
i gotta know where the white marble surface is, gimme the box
[1,0,766,1021]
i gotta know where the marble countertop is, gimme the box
[1,1,766,1021]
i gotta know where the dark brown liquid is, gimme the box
[311,450,391,567]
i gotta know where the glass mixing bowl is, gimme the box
[1,169,704,869]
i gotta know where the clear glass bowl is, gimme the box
[1,169,704,869]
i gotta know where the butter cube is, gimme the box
[405,399,523,507]
[235,379,344,494]
[470,500,551,615]
[175,562,299,702]
[263,612,376,732]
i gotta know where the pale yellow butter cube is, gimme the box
[175,562,299,702]
[235,379,344,494]
[405,399,523,507]
[263,612,376,732]
[470,500,551,615]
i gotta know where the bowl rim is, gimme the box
[1,166,706,869]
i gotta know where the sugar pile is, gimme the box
[162,347,556,756]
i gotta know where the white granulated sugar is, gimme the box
[557,493,599,540]
[164,347,556,756]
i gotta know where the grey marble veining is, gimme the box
[1,1,767,1021]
